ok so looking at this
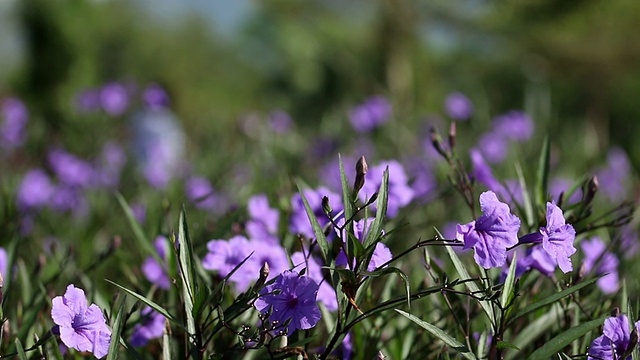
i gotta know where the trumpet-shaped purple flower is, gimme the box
[540,202,576,273]
[291,252,338,311]
[444,92,474,121]
[51,285,111,359]
[254,270,321,335]
[581,237,619,294]
[588,314,640,360]
[359,160,414,218]
[456,191,521,269]
[130,307,166,347]
[142,236,171,290]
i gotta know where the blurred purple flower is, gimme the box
[0,248,7,281]
[1,97,28,149]
[143,83,170,110]
[456,191,521,269]
[268,110,293,134]
[493,111,533,142]
[100,82,129,116]
[96,142,126,188]
[142,236,171,290]
[254,270,321,335]
[48,149,96,188]
[130,307,165,347]
[470,149,505,195]
[17,169,55,211]
[596,147,631,202]
[478,132,508,164]
[246,194,279,240]
[587,314,639,360]
[405,158,437,204]
[131,109,186,189]
[131,202,147,225]
[185,176,218,212]
[74,88,101,113]
[51,285,111,359]
[349,96,392,133]
[359,160,414,218]
[335,218,393,272]
[549,178,582,205]
[50,185,89,218]
[289,186,342,240]
[618,225,639,258]
[581,237,619,294]
[444,92,474,121]
[291,252,338,311]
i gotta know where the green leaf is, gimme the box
[362,267,411,309]
[106,280,186,332]
[508,277,599,325]
[15,338,27,360]
[177,208,197,340]
[497,341,520,351]
[339,154,355,236]
[363,167,388,249]
[514,162,535,228]
[500,252,518,309]
[535,136,551,208]
[115,193,160,263]
[296,180,331,263]
[163,319,172,360]
[106,295,127,360]
[396,309,477,360]
[444,246,495,325]
[527,316,606,360]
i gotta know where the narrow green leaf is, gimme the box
[295,181,331,263]
[535,136,551,207]
[396,309,477,360]
[177,208,197,339]
[508,277,599,325]
[106,280,186,332]
[115,193,160,263]
[163,319,172,360]
[106,295,127,360]
[363,167,388,249]
[444,246,495,325]
[497,341,520,351]
[339,154,355,235]
[515,162,535,228]
[527,316,605,360]
[15,338,27,360]
[362,267,411,309]
[501,252,518,309]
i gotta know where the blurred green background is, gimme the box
[2,0,640,163]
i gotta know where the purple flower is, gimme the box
[1,97,28,149]
[581,237,619,294]
[142,236,171,290]
[185,176,220,213]
[131,202,147,224]
[268,110,293,134]
[470,149,504,195]
[202,236,288,292]
[456,191,521,268]
[444,92,474,121]
[74,88,101,113]
[96,142,126,188]
[359,160,414,218]
[51,285,111,358]
[289,187,342,240]
[507,246,557,278]
[349,96,392,133]
[0,247,8,281]
[143,83,170,110]
[406,158,438,204]
[587,314,640,360]
[478,132,508,164]
[540,202,576,273]
[291,252,338,311]
[100,82,129,116]
[130,307,165,347]
[618,225,639,258]
[549,178,582,205]
[48,149,96,188]
[254,270,322,335]
[131,109,186,189]
[16,169,55,211]
[335,218,393,272]
[493,111,533,142]
[246,194,279,240]
[50,185,89,217]
[596,148,631,202]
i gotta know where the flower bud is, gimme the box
[321,196,332,216]
[353,156,368,195]
[448,121,457,150]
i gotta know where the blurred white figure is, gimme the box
[131,109,186,189]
